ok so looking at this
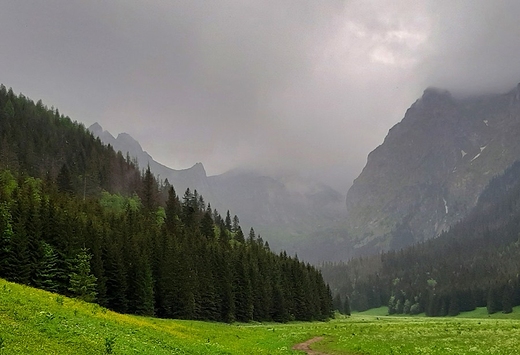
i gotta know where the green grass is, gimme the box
[457,305,520,319]
[3,278,520,354]
[352,306,389,317]
[313,315,520,355]
[0,278,319,354]
[354,305,520,319]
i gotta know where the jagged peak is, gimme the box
[88,122,116,142]
[88,122,103,134]
[116,132,141,147]
[190,162,207,177]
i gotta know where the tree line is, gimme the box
[0,85,333,322]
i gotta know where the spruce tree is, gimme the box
[68,248,98,302]
[225,210,232,231]
[344,295,352,316]
[333,293,343,313]
[33,242,60,293]
[0,202,14,278]
[233,249,253,322]
[57,164,74,194]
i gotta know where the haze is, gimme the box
[2,1,520,192]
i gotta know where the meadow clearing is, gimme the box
[1,278,520,354]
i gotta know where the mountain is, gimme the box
[345,83,520,255]
[88,122,209,195]
[323,158,520,316]
[89,123,347,263]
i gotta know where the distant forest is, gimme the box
[323,161,520,316]
[0,85,333,322]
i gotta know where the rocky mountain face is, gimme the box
[346,84,520,254]
[88,123,347,263]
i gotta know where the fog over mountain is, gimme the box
[89,122,347,263]
[2,2,520,191]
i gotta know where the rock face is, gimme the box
[88,123,347,263]
[346,84,520,253]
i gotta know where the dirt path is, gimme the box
[292,336,329,355]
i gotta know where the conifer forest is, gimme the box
[0,85,333,323]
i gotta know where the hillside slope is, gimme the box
[0,278,318,354]
[346,84,520,254]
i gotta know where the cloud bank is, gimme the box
[2,1,520,191]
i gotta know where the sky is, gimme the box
[2,1,520,192]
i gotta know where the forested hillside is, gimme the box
[323,160,520,316]
[0,85,333,322]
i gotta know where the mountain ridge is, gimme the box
[345,83,520,255]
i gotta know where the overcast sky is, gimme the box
[2,1,520,192]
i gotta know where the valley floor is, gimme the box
[2,278,520,354]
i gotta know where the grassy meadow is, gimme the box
[2,278,520,354]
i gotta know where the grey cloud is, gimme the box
[422,1,520,96]
[2,1,520,192]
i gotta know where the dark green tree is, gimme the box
[68,248,98,302]
[57,164,74,195]
[33,242,60,293]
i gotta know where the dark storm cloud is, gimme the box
[2,1,520,191]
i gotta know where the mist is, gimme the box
[2,1,520,192]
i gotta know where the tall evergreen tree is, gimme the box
[33,242,60,293]
[68,248,97,302]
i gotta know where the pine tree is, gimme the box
[216,247,235,322]
[57,164,74,194]
[132,255,155,316]
[232,215,240,234]
[234,226,245,243]
[3,99,15,119]
[164,186,180,234]
[104,240,128,313]
[0,202,14,278]
[33,242,60,293]
[502,282,514,314]
[8,203,31,285]
[448,291,460,316]
[200,210,215,240]
[344,295,352,316]
[333,293,343,313]
[196,244,219,321]
[141,165,158,214]
[233,249,253,322]
[225,210,232,231]
[69,248,98,302]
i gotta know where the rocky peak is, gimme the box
[116,133,143,154]
[191,162,207,178]
[345,82,520,256]
[88,122,103,135]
